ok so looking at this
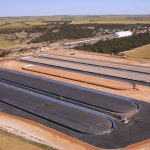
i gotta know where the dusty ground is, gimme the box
[0,42,50,60]
[47,43,150,66]
[0,44,150,149]
[1,42,150,65]
[126,139,150,150]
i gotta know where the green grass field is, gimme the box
[0,40,17,47]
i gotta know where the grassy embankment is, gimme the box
[123,44,150,59]
[0,40,17,47]
[0,129,56,150]
[0,41,17,57]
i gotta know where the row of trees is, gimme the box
[1,23,150,35]
[32,25,95,43]
[75,33,150,54]
[0,25,52,34]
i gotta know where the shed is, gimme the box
[114,31,133,38]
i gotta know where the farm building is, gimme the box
[114,31,133,38]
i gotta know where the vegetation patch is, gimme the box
[0,50,10,57]
[0,26,50,34]
[75,33,150,54]
[122,44,150,59]
[32,24,95,43]
[0,40,17,47]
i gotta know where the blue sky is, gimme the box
[0,0,150,17]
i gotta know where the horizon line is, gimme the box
[0,14,150,18]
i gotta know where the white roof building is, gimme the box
[114,31,133,38]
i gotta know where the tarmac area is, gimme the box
[0,68,150,149]
[0,82,113,136]
[0,68,139,121]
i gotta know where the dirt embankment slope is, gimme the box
[0,112,100,150]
